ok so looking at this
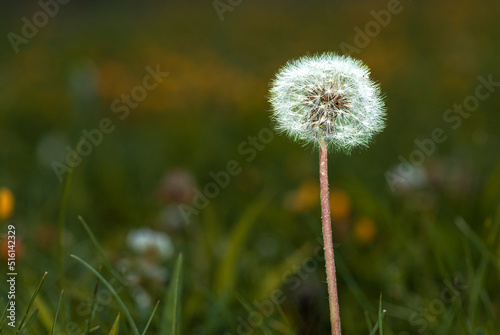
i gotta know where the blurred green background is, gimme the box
[1,0,500,334]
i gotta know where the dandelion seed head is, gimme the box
[269,53,386,153]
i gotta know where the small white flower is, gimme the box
[127,228,174,261]
[269,53,386,153]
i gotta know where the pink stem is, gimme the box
[319,144,342,335]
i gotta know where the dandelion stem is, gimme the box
[319,143,341,335]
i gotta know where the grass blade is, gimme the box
[16,272,47,334]
[435,300,459,334]
[84,281,100,335]
[469,254,489,326]
[70,254,140,335]
[0,296,14,330]
[369,294,386,335]
[161,253,183,335]
[364,310,373,332]
[378,293,384,335]
[215,197,269,297]
[141,300,160,335]
[108,313,120,335]
[78,216,126,286]
[50,290,64,335]
[21,309,39,335]
[455,217,500,271]
[369,321,379,335]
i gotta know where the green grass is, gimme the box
[161,254,183,335]
[2,176,500,334]
[1,188,499,334]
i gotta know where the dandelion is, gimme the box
[269,52,385,153]
[269,53,386,335]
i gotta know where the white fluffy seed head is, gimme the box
[269,53,386,153]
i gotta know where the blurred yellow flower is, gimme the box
[284,179,320,212]
[0,187,14,220]
[354,217,377,245]
[329,189,351,221]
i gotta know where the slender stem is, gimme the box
[319,144,341,335]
